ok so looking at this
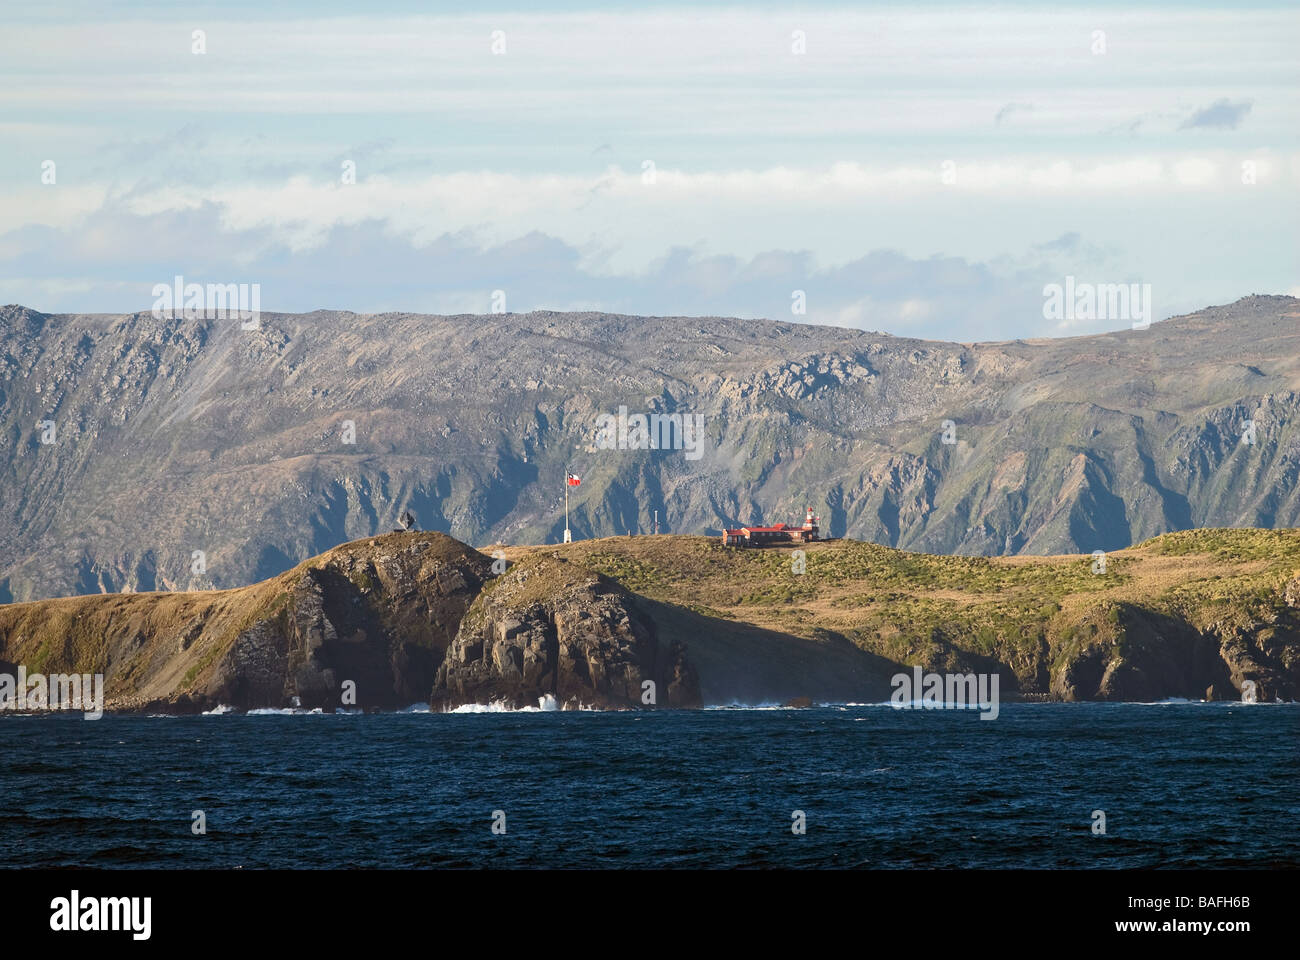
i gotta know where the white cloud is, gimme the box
[31,153,1275,257]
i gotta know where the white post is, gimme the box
[563,475,572,543]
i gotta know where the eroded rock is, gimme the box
[432,558,700,710]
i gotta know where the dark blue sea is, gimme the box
[2,703,1296,869]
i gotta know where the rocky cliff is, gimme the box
[432,555,700,710]
[3,296,1298,602]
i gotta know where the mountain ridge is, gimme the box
[1,294,1297,602]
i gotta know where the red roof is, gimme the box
[725,519,817,537]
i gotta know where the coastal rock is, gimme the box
[211,533,490,710]
[1046,602,1299,702]
[431,557,700,710]
[1213,618,1299,703]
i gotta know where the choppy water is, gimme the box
[1,702,1296,868]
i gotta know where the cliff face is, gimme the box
[207,533,492,710]
[1047,603,1300,703]
[432,556,700,710]
[3,296,1299,603]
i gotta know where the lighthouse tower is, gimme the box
[801,506,819,540]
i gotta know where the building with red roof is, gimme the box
[722,508,820,546]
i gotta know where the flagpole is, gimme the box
[564,471,572,544]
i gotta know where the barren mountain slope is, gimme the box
[1,295,1296,601]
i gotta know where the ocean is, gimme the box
[2,702,1296,869]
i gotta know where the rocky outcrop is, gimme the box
[1211,618,1300,703]
[431,556,700,710]
[207,533,491,709]
[1047,602,1300,702]
[1284,574,1300,609]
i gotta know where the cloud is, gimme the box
[994,102,1034,125]
[1180,99,1253,130]
[2,9,1294,152]
[0,200,1129,342]
[43,155,1274,248]
[1035,232,1081,253]
[3,151,1293,338]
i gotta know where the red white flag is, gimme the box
[566,473,581,486]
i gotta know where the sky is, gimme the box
[1,1,1296,342]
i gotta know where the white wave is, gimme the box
[886,699,995,711]
[1125,698,1296,706]
[703,702,787,710]
[450,700,534,713]
[831,701,895,708]
[245,707,332,715]
[446,694,594,713]
[201,704,238,715]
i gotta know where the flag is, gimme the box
[566,473,581,486]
